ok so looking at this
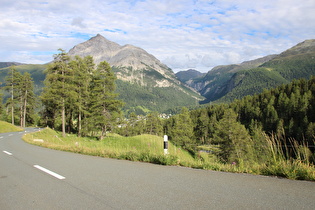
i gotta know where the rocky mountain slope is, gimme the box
[68,34,177,87]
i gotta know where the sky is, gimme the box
[1,0,315,72]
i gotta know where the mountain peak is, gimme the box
[67,34,178,87]
[68,34,121,64]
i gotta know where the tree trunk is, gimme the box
[11,83,14,125]
[62,99,66,137]
[20,96,23,127]
[78,111,82,137]
[23,89,27,127]
[100,125,106,140]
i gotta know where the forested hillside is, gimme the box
[217,45,315,102]
[116,80,200,115]
[117,76,315,168]
[180,40,315,104]
[185,76,315,152]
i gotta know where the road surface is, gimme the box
[1,128,315,209]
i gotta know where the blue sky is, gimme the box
[0,0,314,72]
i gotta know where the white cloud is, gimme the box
[0,0,314,72]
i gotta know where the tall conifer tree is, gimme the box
[41,49,72,137]
[168,107,195,149]
[88,61,123,140]
[213,109,254,165]
[4,66,22,125]
[70,55,95,137]
[20,72,36,127]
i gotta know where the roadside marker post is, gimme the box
[164,135,168,155]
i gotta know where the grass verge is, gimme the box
[22,128,315,181]
[0,121,23,133]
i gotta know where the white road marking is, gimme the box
[8,134,13,136]
[33,165,65,180]
[3,151,13,155]
[0,136,3,139]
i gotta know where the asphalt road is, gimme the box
[1,128,315,209]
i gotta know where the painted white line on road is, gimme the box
[3,151,13,156]
[33,165,66,180]
[8,134,13,136]
[0,136,3,139]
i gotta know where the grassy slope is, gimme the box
[0,121,23,133]
[23,128,200,166]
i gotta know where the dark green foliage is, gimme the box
[233,77,315,146]
[165,107,195,149]
[212,109,254,165]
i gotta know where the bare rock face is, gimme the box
[68,34,176,87]
[69,34,121,62]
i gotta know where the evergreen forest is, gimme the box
[116,76,315,167]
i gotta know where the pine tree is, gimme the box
[145,112,163,136]
[41,49,73,137]
[194,109,209,145]
[168,107,195,149]
[213,109,254,165]
[70,55,95,137]
[88,61,123,140]
[4,66,22,125]
[19,72,36,127]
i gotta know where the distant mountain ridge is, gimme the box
[179,39,315,103]
[175,69,205,83]
[0,62,25,68]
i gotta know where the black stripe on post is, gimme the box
[164,141,168,149]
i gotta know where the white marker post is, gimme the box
[164,135,168,155]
